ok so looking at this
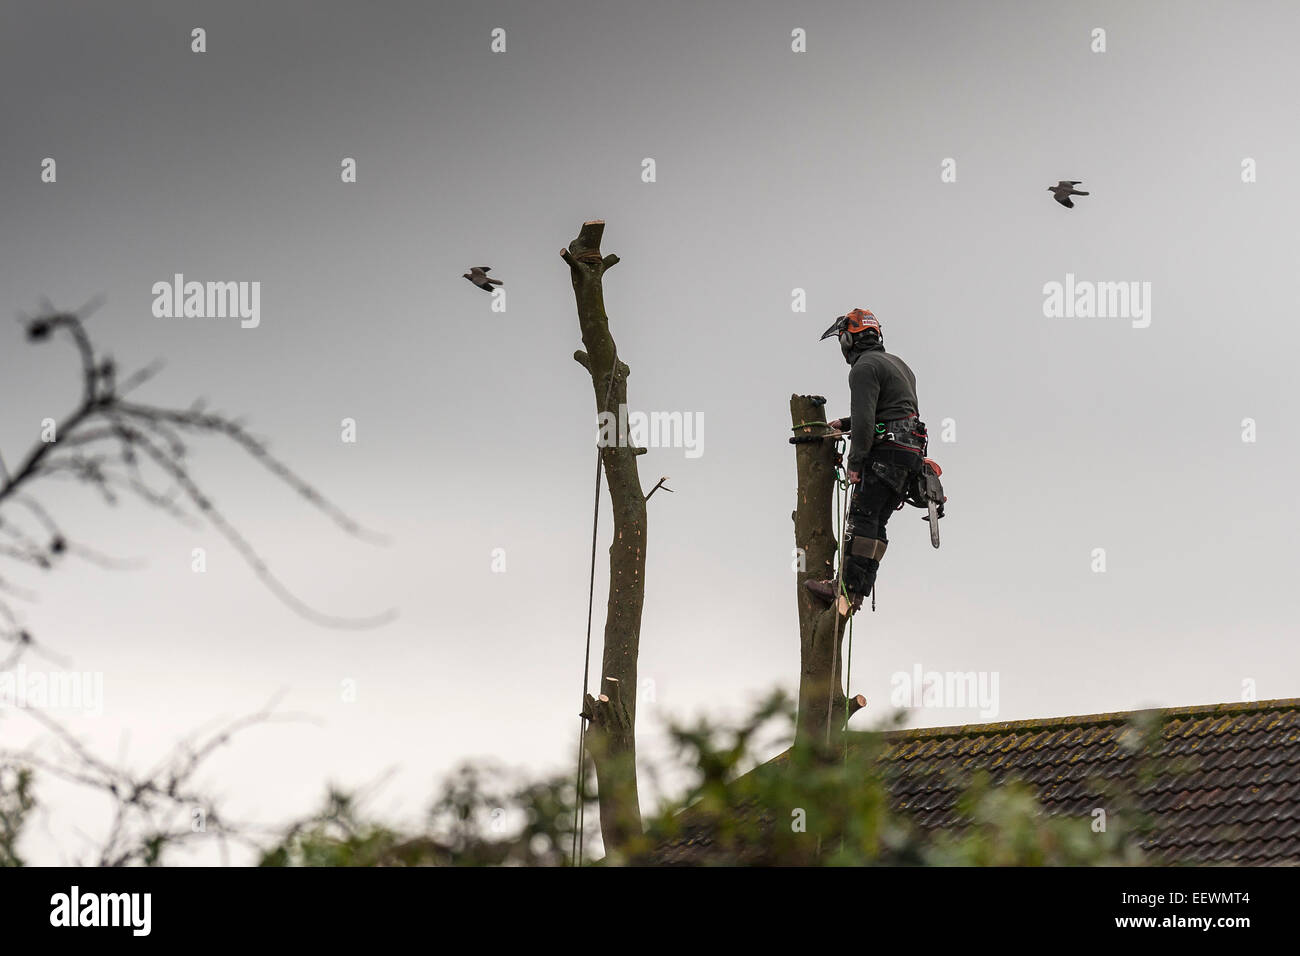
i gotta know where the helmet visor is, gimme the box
[820,316,847,341]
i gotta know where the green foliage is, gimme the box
[259,691,1146,867]
[259,769,585,867]
[0,764,35,867]
[636,691,910,865]
[260,788,426,867]
[634,691,1143,866]
[5,691,1148,866]
[920,773,1142,866]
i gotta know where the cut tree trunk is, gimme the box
[564,220,645,852]
[789,395,863,749]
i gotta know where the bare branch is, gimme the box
[4,698,308,866]
[0,302,397,640]
[645,476,673,501]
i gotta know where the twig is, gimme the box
[645,476,673,501]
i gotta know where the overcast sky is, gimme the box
[1,0,1297,862]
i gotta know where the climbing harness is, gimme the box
[874,414,929,455]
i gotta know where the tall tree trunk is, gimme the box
[563,220,645,853]
[790,395,864,749]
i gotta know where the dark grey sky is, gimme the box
[2,1,1297,861]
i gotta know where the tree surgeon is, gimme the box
[805,309,929,611]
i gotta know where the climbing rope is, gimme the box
[571,346,619,867]
[825,437,872,751]
[570,447,602,867]
[824,442,856,749]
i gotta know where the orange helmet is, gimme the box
[819,308,881,341]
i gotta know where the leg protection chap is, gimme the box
[850,537,888,561]
[842,533,887,596]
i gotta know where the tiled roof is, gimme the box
[652,698,1300,865]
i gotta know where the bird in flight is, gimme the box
[463,266,503,291]
[1048,181,1090,209]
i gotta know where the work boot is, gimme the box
[804,578,863,613]
[804,578,836,602]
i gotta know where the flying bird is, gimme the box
[463,266,503,292]
[1048,181,1090,209]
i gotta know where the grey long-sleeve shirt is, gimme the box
[843,342,920,471]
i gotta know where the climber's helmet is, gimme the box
[819,308,881,362]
